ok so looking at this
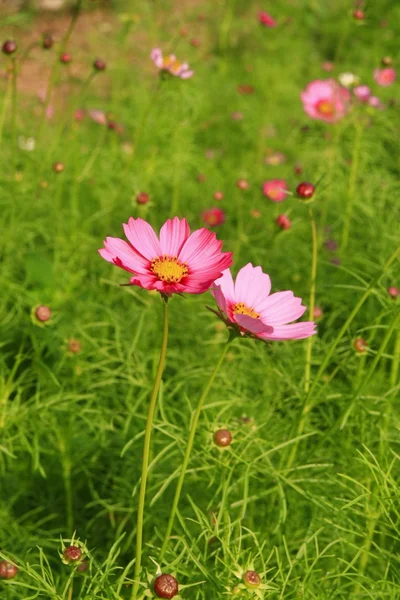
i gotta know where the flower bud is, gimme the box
[52,161,65,173]
[35,305,51,322]
[214,428,232,447]
[213,191,224,201]
[2,40,17,55]
[388,286,399,298]
[42,33,53,49]
[353,338,367,353]
[236,179,249,190]
[93,58,106,71]
[153,574,179,599]
[0,560,18,579]
[136,192,149,205]
[296,182,315,199]
[275,214,291,230]
[60,52,72,64]
[353,9,365,20]
[67,339,81,354]
[63,546,82,563]
[243,570,261,589]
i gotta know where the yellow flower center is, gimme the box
[232,302,260,319]
[151,256,188,283]
[317,100,334,116]
[163,56,182,74]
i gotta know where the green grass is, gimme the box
[1,0,400,598]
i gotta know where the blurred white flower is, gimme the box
[18,136,36,151]
[338,72,359,88]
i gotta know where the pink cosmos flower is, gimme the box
[211,263,316,341]
[353,85,371,102]
[368,95,384,109]
[259,11,277,27]
[262,179,288,202]
[151,48,194,79]
[202,207,225,227]
[301,79,351,123]
[88,109,108,125]
[99,217,232,296]
[373,68,396,87]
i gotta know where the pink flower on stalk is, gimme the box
[202,207,225,227]
[211,263,316,341]
[151,48,194,79]
[368,95,385,109]
[259,11,277,27]
[262,179,288,202]
[353,85,371,102]
[99,217,232,296]
[373,68,396,86]
[301,79,351,123]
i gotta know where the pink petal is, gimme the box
[180,70,194,79]
[159,217,190,256]
[260,321,316,341]
[123,217,162,260]
[234,314,274,335]
[179,228,227,268]
[234,263,271,311]
[151,48,163,68]
[211,268,236,313]
[259,291,306,325]
[99,237,149,273]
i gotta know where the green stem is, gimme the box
[286,207,317,470]
[341,120,364,251]
[131,298,169,600]
[390,329,400,388]
[159,334,234,562]
[11,56,17,172]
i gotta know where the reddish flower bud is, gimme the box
[67,339,81,354]
[93,58,106,71]
[77,560,89,572]
[250,209,261,218]
[294,164,303,176]
[35,305,51,322]
[388,286,399,298]
[63,546,82,563]
[296,182,315,199]
[313,306,323,319]
[353,338,367,353]
[136,192,149,205]
[52,161,65,173]
[353,9,364,20]
[237,84,255,95]
[214,428,232,447]
[153,574,179,599]
[42,33,53,49]
[243,570,261,589]
[190,38,200,47]
[202,207,225,227]
[0,560,18,579]
[2,40,17,55]
[236,179,249,190]
[275,214,291,230]
[60,52,72,64]
[213,191,224,201]
[197,173,206,182]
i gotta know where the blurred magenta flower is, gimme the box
[259,11,277,27]
[151,48,193,78]
[368,95,385,109]
[262,179,288,202]
[99,217,232,296]
[211,263,316,341]
[353,85,371,102]
[275,214,291,230]
[202,207,225,227]
[301,79,351,123]
[88,109,107,125]
[373,67,396,86]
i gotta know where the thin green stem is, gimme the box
[11,56,17,172]
[341,120,364,251]
[131,298,169,600]
[159,334,234,562]
[390,329,400,388]
[286,207,317,470]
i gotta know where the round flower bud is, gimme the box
[313,306,323,319]
[214,428,232,447]
[213,191,224,201]
[52,161,65,173]
[197,173,206,182]
[296,182,315,199]
[60,52,72,64]
[388,286,399,298]
[77,560,89,572]
[353,338,367,353]
[35,305,51,322]
[0,560,18,579]
[153,574,179,599]
[2,40,17,55]
[136,192,149,205]
[42,33,53,49]
[67,339,81,354]
[275,214,291,230]
[93,58,106,71]
[236,179,249,190]
[63,545,82,563]
[243,570,261,589]
[381,56,393,67]
[353,9,365,20]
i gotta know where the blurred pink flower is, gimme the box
[259,11,277,27]
[353,85,371,102]
[373,67,396,87]
[275,214,291,230]
[262,179,288,202]
[211,263,316,341]
[88,109,107,125]
[322,61,334,72]
[37,89,54,119]
[265,151,286,165]
[368,95,385,109]
[151,48,193,79]
[202,207,225,227]
[301,79,351,123]
[99,217,232,296]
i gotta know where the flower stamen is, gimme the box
[151,255,188,283]
[232,302,260,319]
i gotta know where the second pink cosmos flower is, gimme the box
[99,217,232,296]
